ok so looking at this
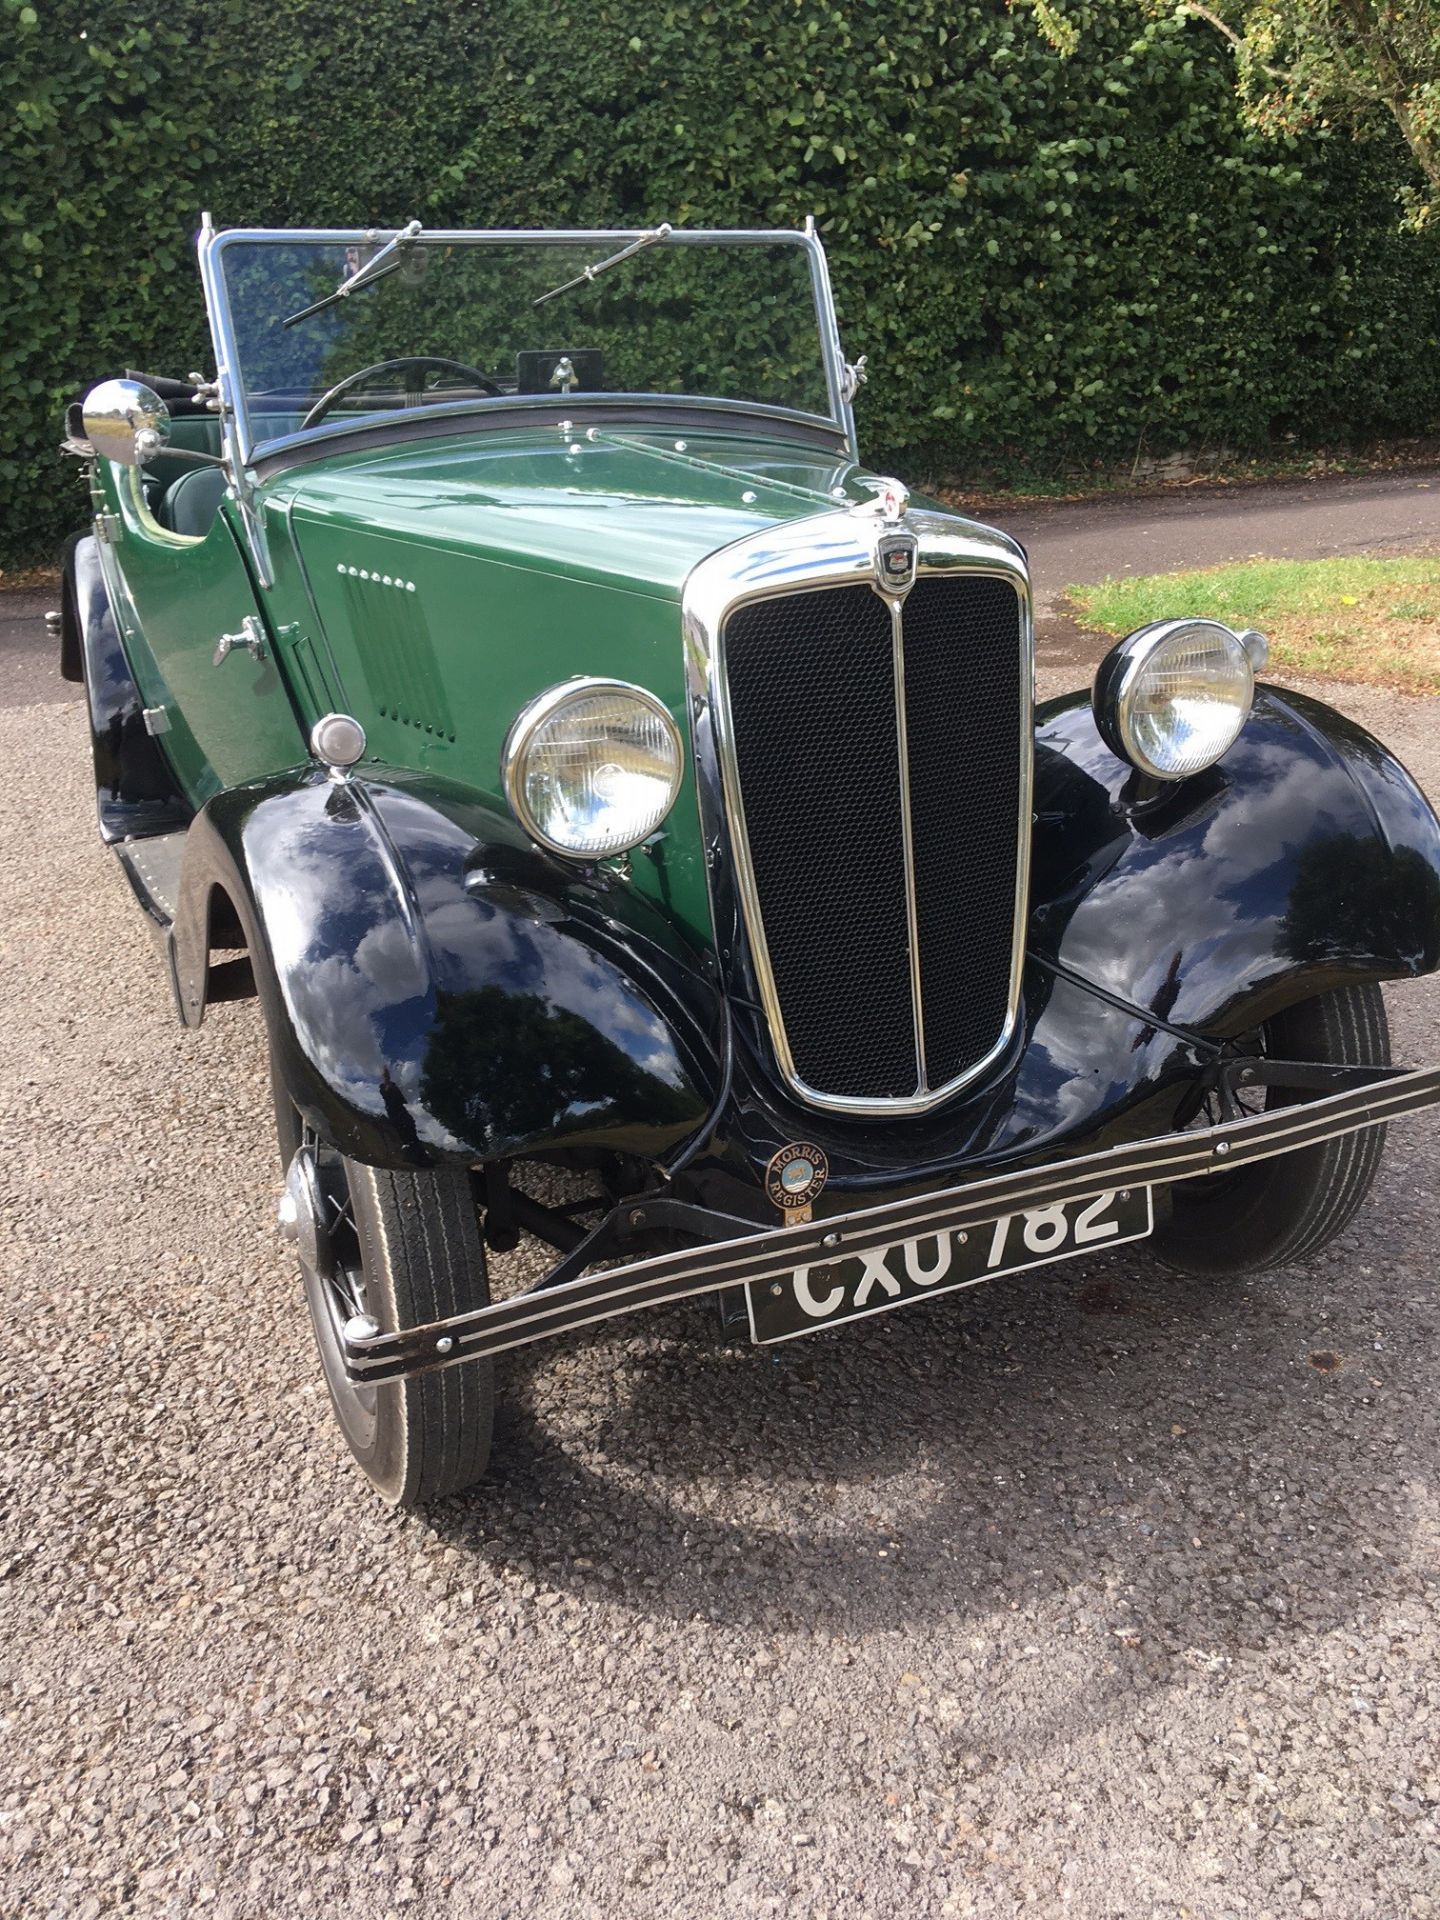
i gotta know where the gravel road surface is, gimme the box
[3,613,1440,1917]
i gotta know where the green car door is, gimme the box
[102,468,306,802]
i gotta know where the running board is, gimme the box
[343,1063,1440,1383]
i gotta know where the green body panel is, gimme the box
[96,461,306,801]
[98,420,874,949]
[263,427,849,598]
[250,425,859,946]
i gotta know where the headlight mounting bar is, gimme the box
[342,1064,1440,1384]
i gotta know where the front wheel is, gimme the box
[1155,982,1391,1276]
[276,1089,496,1506]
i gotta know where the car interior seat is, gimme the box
[157,466,229,537]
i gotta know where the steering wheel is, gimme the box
[302,356,503,430]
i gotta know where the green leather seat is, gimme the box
[157,466,228,537]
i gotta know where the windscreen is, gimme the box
[216,236,834,452]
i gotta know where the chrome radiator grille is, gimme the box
[720,570,1028,1110]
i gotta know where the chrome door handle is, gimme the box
[213,615,267,666]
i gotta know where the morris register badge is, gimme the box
[765,1142,831,1223]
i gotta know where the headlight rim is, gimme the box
[502,674,685,859]
[1095,616,1255,783]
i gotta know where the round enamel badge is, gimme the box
[765,1142,830,1215]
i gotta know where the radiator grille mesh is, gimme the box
[724,587,916,1098]
[901,575,1026,1088]
[721,570,1025,1104]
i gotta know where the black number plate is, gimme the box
[745,1186,1155,1345]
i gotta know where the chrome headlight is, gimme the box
[503,678,684,857]
[1094,619,1255,781]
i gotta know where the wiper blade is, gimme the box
[533,223,672,307]
[283,220,423,329]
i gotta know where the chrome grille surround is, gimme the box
[682,506,1035,1117]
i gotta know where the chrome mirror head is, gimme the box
[81,378,171,466]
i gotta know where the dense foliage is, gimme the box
[1025,1,1440,224]
[5,0,1440,565]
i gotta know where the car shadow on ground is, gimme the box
[423,1233,1422,1676]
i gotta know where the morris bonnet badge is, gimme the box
[875,527,918,595]
[765,1142,830,1224]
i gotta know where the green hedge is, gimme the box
[5,0,1440,566]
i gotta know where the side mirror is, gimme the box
[81,378,171,466]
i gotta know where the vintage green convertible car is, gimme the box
[60,218,1440,1505]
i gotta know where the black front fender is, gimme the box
[70,534,190,844]
[1031,684,1440,1036]
[683,683,1440,1213]
[170,767,719,1168]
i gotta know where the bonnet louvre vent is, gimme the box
[338,570,457,743]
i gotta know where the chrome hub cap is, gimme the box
[279,1144,331,1281]
[281,1127,380,1450]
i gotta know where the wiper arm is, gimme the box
[533,223,672,307]
[283,219,423,329]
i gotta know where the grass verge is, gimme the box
[1065,555,1440,695]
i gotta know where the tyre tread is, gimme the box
[1156,983,1390,1276]
[349,1163,495,1506]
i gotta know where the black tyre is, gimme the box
[1155,982,1390,1276]
[275,1088,496,1507]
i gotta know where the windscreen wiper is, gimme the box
[532,223,673,307]
[283,220,423,329]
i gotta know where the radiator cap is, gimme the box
[850,475,910,523]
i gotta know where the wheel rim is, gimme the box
[288,1121,381,1456]
[1186,1022,1273,1198]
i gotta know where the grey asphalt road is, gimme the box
[4,540,1440,1916]
[0,591,75,709]
[1001,467,1440,619]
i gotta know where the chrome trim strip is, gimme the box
[801,214,857,451]
[211,225,841,245]
[343,1065,1440,1380]
[250,395,848,470]
[196,215,273,588]
[889,596,928,1090]
[587,428,854,507]
[682,506,1034,1117]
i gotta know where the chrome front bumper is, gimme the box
[341,1065,1440,1384]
